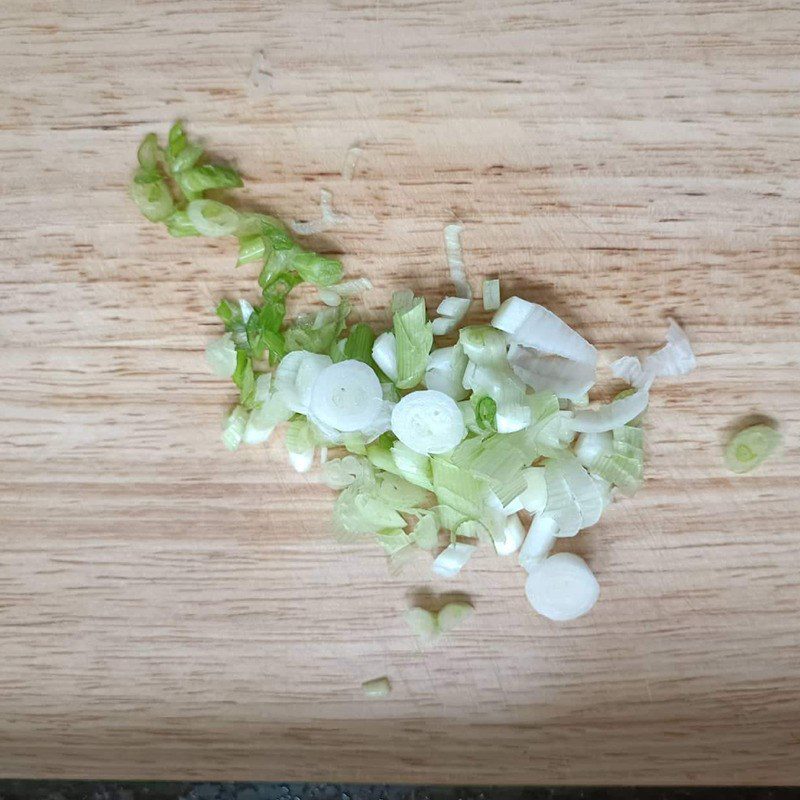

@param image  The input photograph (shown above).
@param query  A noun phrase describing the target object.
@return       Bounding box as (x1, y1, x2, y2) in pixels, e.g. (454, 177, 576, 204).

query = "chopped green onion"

(493, 296, 597, 366)
(372, 331, 398, 382)
(378, 473, 430, 510)
(569, 386, 650, 433)
(431, 457, 489, 521)
(231, 350, 257, 409)
(411, 513, 440, 549)
(483, 278, 500, 311)
(436, 602, 474, 632)
(290, 252, 343, 287)
(361, 676, 391, 697)
(390, 440, 434, 490)
(187, 199, 240, 237)
(425, 345, 468, 401)
(137, 132, 160, 172)
(176, 164, 243, 197)
(404, 607, 438, 641)
(334, 478, 406, 535)
(376, 528, 413, 556)
(459, 326, 507, 367)
(131, 180, 174, 222)
(222, 405, 249, 451)
(205, 333, 237, 378)
(393, 296, 433, 390)
(285, 417, 314, 455)
(724, 424, 780, 474)
(493, 513, 525, 556)
(442, 223, 472, 301)
(432, 542, 476, 577)
(284, 303, 349, 355)
(344, 323, 376, 366)
(275, 350, 333, 414)
(308, 360, 384, 433)
(474, 395, 498, 432)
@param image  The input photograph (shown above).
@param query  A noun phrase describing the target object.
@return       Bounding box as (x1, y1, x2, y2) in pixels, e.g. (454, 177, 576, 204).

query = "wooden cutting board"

(1, 0, 799, 785)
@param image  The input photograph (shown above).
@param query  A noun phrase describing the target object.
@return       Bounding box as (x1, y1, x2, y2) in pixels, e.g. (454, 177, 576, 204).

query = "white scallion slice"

(518, 515, 557, 572)
(432, 542, 476, 578)
(391, 390, 466, 455)
(275, 350, 333, 414)
(205, 333, 237, 378)
(525, 552, 600, 621)
(372, 331, 398, 382)
(483, 278, 500, 311)
(308, 360, 384, 432)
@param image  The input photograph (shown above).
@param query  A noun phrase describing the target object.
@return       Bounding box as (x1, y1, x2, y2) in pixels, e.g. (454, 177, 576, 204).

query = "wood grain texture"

(1, 0, 799, 785)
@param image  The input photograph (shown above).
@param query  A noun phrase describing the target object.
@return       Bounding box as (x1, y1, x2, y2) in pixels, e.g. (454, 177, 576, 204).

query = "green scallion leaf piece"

(344, 323, 376, 366)
(393, 296, 433, 390)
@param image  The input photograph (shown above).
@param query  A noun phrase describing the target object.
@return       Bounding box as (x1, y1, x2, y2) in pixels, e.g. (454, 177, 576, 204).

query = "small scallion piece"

(724, 424, 780, 474)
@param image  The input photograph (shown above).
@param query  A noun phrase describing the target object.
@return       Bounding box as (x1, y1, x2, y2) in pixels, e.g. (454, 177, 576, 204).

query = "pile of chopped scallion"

(131, 123, 699, 622)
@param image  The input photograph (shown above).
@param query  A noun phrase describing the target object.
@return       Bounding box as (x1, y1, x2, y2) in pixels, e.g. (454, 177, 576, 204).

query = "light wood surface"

(1, 0, 799, 786)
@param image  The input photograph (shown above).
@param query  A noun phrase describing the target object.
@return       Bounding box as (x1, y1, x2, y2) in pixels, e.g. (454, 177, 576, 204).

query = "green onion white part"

(518, 515, 558, 572)
(494, 513, 525, 556)
(432, 542, 477, 577)
(483, 278, 501, 312)
(205, 333, 237, 378)
(308, 360, 385, 432)
(372, 331, 398, 382)
(432, 224, 473, 335)
(525, 553, 600, 621)
(275, 350, 332, 414)
(391, 390, 466, 455)
(132, 123, 698, 625)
